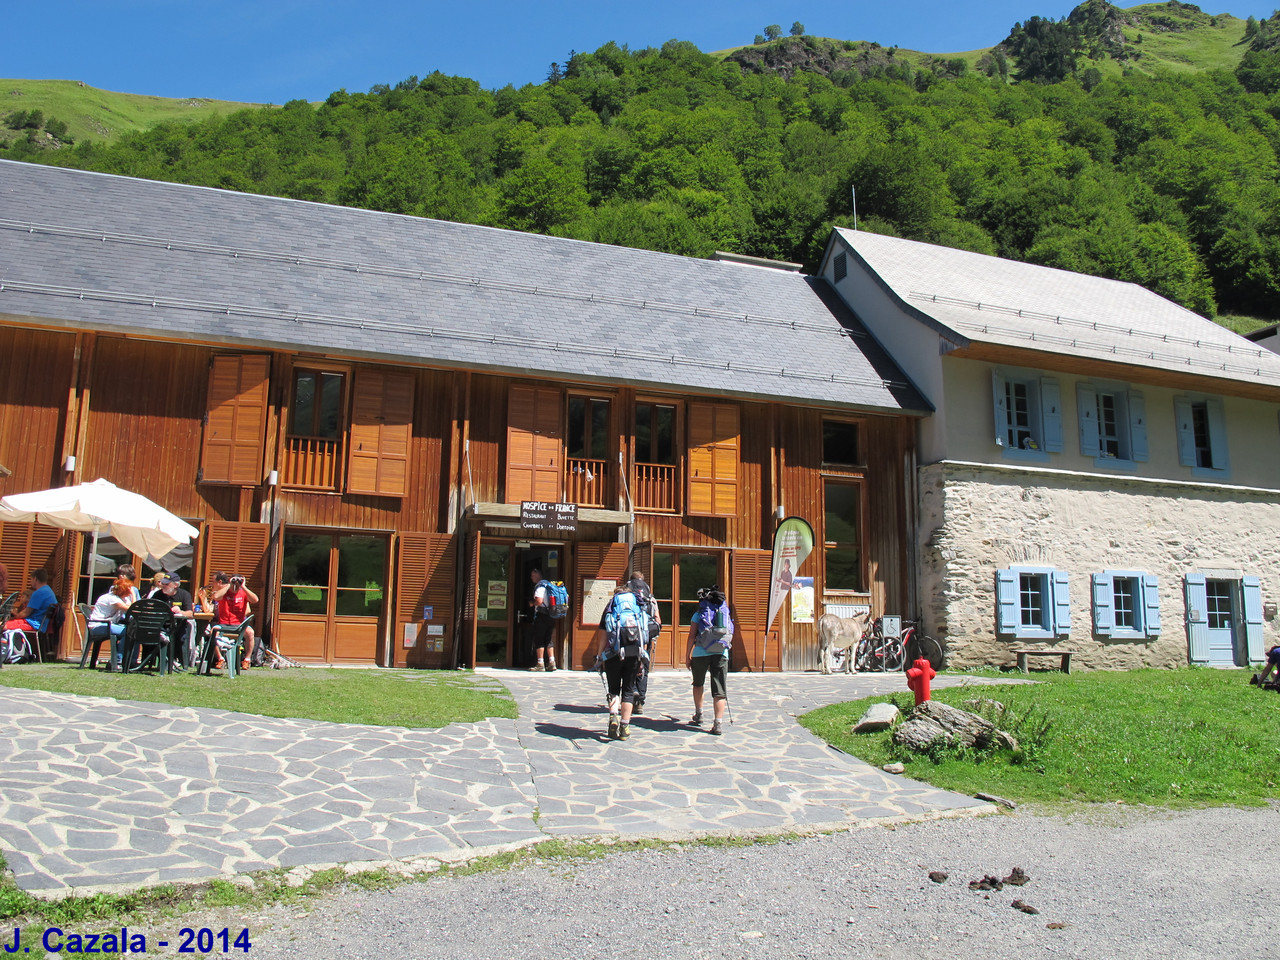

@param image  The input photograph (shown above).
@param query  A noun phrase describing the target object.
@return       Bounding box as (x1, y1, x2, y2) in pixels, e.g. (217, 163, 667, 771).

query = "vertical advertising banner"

(767, 517, 815, 631)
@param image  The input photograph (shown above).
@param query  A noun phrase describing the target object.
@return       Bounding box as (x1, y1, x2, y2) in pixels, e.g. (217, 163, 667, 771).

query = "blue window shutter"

(1174, 398, 1196, 467)
(1184, 573, 1209, 663)
(1206, 397, 1228, 472)
(992, 370, 1007, 448)
(1077, 383, 1100, 457)
(1052, 570, 1071, 638)
(1243, 576, 1264, 662)
(995, 568, 1018, 635)
(1040, 377, 1063, 452)
(1127, 390, 1148, 463)
(1091, 572, 1113, 635)
(1142, 573, 1161, 637)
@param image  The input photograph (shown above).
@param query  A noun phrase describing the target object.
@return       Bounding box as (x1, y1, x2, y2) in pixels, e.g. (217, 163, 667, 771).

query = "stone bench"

(1014, 648, 1074, 674)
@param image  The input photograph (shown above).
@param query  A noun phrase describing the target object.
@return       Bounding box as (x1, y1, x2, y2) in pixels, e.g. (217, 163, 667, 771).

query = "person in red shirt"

(211, 571, 259, 670)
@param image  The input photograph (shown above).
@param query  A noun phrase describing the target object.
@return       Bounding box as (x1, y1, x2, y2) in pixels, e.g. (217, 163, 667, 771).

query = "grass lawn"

(0, 663, 515, 728)
(799, 667, 1280, 808)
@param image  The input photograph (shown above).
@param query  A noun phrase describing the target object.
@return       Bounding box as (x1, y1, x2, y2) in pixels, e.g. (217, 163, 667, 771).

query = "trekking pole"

(726, 697, 733, 726)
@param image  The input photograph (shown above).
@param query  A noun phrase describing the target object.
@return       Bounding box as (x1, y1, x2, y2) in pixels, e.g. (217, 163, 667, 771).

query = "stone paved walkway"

(0, 670, 993, 894)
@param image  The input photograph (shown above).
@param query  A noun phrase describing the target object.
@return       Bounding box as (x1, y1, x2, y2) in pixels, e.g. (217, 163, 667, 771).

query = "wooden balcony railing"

(282, 435, 342, 489)
(634, 462, 678, 513)
(566, 457, 610, 507)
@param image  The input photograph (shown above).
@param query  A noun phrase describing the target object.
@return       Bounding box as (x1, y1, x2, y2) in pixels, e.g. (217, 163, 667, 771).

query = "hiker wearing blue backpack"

(625, 573, 661, 716)
(528, 567, 567, 672)
(596, 581, 653, 740)
(686, 585, 733, 736)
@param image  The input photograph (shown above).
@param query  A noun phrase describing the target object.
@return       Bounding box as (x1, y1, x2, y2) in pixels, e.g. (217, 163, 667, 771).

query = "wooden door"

(394, 532, 457, 668)
(276, 530, 387, 664)
(572, 541, 629, 669)
(732, 549, 778, 672)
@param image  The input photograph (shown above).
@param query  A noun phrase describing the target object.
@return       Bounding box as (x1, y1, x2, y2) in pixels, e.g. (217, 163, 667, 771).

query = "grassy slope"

(0, 78, 270, 147)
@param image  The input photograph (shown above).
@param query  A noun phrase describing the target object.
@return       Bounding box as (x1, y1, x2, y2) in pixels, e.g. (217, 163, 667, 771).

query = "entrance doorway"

(277, 530, 387, 663)
(1204, 578, 1238, 666)
(650, 549, 724, 669)
(473, 539, 565, 667)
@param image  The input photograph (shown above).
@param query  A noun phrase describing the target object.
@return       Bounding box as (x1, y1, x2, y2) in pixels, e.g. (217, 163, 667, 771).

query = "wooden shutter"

(347, 369, 414, 497)
(991, 370, 1008, 447)
(1243, 576, 1264, 663)
(201, 521, 270, 603)
(1141, 573, 1161, 638)
(1052, 570, 1071, 638)
(1039, 377, 1063, 453)
(1205, 397, 1228, 471)
(1174, 398, 1197, 467)
(0, 521, 61, 596)
(731, 549, 776, 672)
(394, 532, 456, 668)
(461, 530, 482, 668)
(1077, 383, 1100, 458)
(1184, 573, 1209, 664)
(506, 385, 563, 504)
(687, 401, 739, 517)
(573, 541, 629, 669)
(1128, 391, 1149, 462)
(1091, 572, 1113, 636)
(200, 354, 270, 485)
(995, 568, 1018, 635)
(629, 542, 653, 586)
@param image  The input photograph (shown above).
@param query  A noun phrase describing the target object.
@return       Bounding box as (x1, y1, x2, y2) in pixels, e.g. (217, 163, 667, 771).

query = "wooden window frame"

(632, 397, 683, 514)
(281, 360, 350, 492)
(566, 393, 613, 508)
(821, 477, 867, 596)
(820, 417, 866, 472)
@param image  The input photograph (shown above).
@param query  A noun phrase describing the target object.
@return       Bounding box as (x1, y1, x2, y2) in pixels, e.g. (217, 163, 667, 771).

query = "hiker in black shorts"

(528, 567, 556, 671)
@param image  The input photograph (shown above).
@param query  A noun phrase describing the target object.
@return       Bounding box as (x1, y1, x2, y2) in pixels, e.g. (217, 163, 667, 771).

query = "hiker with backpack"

(596, 580, 653, 740)
(528, 567, 566, 672)
(686, 584, 733, 736)
(625, 572, 661, 716)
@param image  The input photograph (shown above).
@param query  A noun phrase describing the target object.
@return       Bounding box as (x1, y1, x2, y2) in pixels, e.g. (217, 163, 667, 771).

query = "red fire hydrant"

(906, 657, 936, 706)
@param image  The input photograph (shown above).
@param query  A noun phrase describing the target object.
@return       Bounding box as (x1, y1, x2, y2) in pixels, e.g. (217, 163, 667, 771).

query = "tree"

(790, 22, 805, 37)
(764, 24, 782, 41)
(754, 34, 765, 45)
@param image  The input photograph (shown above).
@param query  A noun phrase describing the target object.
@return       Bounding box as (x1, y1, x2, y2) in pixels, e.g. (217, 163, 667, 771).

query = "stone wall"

(917, 462, 1280, 670)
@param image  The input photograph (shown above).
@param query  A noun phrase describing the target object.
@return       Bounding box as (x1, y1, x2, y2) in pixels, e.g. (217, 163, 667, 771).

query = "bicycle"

(853, 617, 945, 673)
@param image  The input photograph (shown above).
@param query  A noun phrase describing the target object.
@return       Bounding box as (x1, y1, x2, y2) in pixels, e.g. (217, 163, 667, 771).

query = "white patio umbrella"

(0, 478, 200, 602)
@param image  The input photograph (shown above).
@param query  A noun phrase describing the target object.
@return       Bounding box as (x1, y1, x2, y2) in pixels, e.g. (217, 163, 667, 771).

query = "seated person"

(86, 576, 133, 669)
(4, 568, 57, 634)
(211, 571, 258, 670)
(148, 573, 194, 667)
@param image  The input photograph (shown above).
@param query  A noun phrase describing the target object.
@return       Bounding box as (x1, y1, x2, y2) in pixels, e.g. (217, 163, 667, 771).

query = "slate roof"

(0, 160, 927, 413)
(832, 228, 1280, 388)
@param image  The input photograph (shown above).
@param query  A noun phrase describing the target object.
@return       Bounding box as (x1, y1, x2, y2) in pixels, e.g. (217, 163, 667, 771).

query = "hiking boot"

(690, 712, 703, 726)
(710, 720, 723, 736)
(632, 700, 645, 716)
(618, 724, 631, 741)
(547, 658, 557, 672)
(529, 661, 544, 672)
(607, 716, 620, 740)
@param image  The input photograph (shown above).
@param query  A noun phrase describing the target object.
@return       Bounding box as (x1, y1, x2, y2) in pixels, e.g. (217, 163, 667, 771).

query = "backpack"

(538, 580, 569, 619)
(603, 591, 651, 661)
(695, 595, 734, 655)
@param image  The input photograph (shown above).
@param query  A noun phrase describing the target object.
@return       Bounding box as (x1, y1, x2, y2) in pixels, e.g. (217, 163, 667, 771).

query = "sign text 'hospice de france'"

(520, 501, 578, 532)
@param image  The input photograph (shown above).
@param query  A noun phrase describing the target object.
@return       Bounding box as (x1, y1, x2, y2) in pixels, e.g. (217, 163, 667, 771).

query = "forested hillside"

(7, 2, 1280, 323)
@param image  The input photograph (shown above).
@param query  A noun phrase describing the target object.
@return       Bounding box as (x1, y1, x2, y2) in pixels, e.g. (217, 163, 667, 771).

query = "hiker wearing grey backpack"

(595, 582, 654, 741)
(686, 585, 733, 736)
(625, 573, 661, 716)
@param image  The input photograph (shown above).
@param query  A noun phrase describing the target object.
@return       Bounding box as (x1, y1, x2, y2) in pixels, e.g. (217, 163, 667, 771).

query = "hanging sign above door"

(520, 501, 578, 532)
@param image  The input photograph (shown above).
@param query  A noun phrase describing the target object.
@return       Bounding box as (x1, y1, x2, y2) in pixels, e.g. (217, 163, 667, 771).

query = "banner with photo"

(767, 517, 815, 631)
(790, 576, 815, 623)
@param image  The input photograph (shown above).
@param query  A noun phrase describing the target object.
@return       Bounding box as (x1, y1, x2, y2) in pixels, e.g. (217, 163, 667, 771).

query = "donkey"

(817, 611, 871, 674)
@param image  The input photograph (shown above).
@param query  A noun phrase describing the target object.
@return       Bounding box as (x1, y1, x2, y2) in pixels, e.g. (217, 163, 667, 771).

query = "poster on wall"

(581, 579, 617, 626)
(767, 517, 815, 630)
(790, 576, 815, 623)
(403, 622, 418, 647)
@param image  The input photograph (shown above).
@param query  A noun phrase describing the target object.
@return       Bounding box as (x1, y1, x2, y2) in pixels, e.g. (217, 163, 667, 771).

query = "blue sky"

(7, 1, 1279, 104)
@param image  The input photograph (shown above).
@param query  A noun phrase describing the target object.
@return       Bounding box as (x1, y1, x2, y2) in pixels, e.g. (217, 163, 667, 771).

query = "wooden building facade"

(0, 161, 929, 671)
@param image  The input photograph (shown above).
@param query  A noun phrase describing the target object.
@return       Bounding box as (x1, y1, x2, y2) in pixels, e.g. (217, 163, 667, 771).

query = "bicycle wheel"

(883, 638, 906, 671)
(853, 636, 874, 672)
(905, 633, 945, 671)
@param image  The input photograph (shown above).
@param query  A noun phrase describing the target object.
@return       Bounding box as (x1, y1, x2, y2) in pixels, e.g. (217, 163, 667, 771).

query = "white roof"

(834, 228, 1280, 388)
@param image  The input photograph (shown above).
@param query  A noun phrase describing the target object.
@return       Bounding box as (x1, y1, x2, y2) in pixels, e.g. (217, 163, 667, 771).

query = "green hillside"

(0, 79, 270, 149)
(3, 3, 1280, 333)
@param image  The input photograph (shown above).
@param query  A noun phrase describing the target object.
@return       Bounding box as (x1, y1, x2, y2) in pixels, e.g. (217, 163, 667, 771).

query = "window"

(823, 480, 864, 592)
(567, 397, 611, 507)
(200, 354, 270, 485)
(996, 566, 1070, 640)
(822, 420, 860, 466)
(290, 370, 344, 439)
(1092, 571, 1159, 639)
(634, 401, 679, 512)
(1077, 383, 1147, 465)
(1174, 396, 1229, 479)
(991, 371, 1062, 460)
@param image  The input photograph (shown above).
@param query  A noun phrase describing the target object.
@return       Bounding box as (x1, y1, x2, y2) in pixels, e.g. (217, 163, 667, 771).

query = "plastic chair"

(2, 598, 60, 665)
(79, 602, 121, 670)
(194, 615, 254, 678)
(119, 597, 176, 675)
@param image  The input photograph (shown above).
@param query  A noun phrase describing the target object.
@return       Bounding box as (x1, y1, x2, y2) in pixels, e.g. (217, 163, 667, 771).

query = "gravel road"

(226, 804, 1277, 960)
